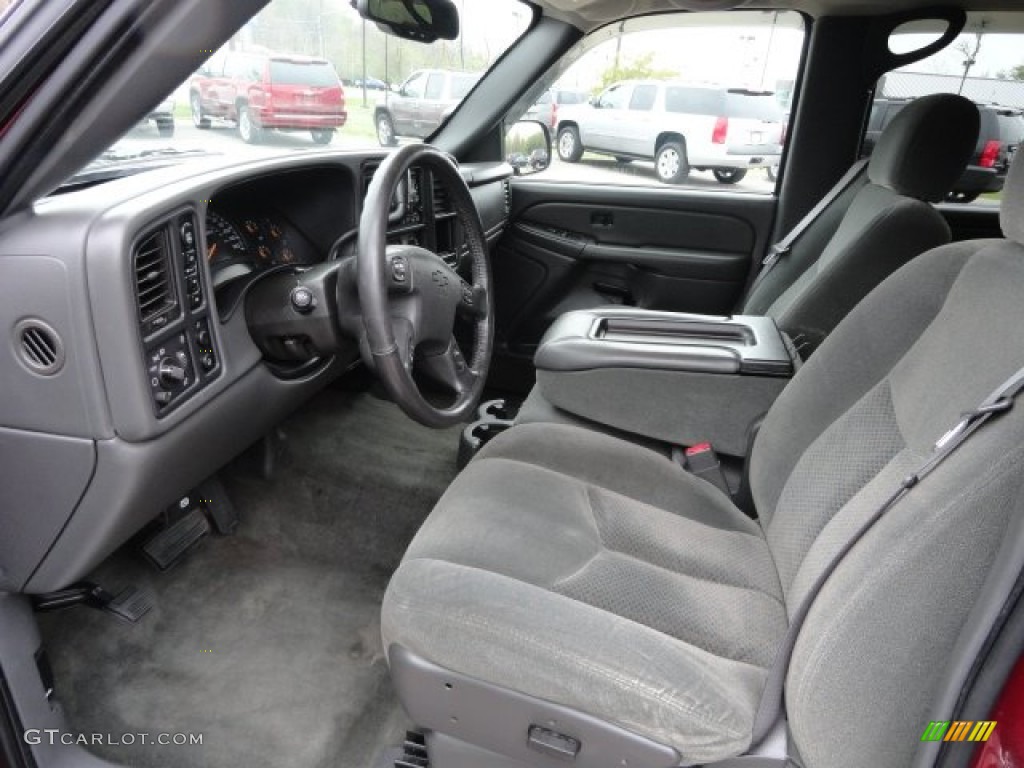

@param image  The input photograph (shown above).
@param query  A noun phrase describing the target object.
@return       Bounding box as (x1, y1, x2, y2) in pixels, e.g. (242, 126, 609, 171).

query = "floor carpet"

(38, 385, 462, 768)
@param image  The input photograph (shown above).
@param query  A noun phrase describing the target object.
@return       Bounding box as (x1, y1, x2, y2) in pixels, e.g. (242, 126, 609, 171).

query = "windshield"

(72, 0, 530, 181)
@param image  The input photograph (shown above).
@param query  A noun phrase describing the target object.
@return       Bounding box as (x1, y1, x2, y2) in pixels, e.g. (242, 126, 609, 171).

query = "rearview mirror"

(351, 0, 459, 44)
(506, 121, 551, 176)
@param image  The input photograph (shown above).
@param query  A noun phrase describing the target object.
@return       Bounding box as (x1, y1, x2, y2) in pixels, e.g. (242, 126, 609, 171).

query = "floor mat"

(38, 387, 461, 768)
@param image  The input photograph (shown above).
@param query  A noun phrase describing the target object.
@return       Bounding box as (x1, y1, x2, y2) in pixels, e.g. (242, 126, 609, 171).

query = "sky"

(553, 13, 1024, 95)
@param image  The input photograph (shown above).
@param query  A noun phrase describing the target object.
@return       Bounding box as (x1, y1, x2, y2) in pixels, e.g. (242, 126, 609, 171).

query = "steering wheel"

(356, 144, 494, 428)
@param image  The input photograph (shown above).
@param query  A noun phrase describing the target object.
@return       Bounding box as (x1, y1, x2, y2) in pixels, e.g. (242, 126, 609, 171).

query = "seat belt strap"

(750, 363, 1024, 745)
(745, 158, 869, 303)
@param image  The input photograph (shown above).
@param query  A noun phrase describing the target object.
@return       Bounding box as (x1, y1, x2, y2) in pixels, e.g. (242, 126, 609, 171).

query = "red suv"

(190, 51, 347, 145)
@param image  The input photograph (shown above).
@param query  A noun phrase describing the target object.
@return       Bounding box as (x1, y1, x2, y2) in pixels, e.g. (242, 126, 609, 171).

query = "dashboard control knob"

(291, 286, 315, 313)
(196, 327, 212, 347)
(154, 390, 173, 406)
(158, 358, 187, 388)
(200, 353, 215, 371)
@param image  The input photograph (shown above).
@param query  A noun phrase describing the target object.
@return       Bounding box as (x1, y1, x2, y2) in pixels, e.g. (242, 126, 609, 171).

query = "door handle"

(591, 212, 614, 228)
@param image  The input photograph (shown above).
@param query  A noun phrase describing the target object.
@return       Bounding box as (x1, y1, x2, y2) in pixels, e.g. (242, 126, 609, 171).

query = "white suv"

(555, 81, 786, 184)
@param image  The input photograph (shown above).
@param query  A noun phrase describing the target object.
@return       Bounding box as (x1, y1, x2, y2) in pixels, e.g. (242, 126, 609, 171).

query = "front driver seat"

(381, 152, 1024, 766)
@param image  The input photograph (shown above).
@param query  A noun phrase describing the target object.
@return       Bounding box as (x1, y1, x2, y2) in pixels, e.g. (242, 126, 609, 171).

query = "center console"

(531, 308, 798, 457)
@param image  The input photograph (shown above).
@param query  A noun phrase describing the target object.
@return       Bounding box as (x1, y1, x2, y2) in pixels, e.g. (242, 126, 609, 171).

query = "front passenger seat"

(743, 92, 979, 352)
(380, 150, 1024, 767)
(514, 93, 979, 436)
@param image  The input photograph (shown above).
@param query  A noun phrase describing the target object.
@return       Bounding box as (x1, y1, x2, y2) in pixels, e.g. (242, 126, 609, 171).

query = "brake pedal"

(104, 585, 154, 623)
(142, 506, 211, 571)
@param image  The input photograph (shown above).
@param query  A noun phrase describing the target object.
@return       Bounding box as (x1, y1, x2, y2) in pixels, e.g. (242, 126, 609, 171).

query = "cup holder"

(476, 398, 520, 422)
(457, 418, 514, 469)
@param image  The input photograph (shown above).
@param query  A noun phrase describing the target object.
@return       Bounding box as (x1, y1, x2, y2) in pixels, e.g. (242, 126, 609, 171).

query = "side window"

(597, 84, 629, 110)
(875, 27, 1024, 206)
(425, 74, 445, 100)
(403, 73, 426, 99)
(534, 10, 805, 191)
(629, 84, 657, 111)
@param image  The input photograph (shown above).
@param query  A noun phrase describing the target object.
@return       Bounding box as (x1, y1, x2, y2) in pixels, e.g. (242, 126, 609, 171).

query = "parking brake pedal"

(32, 583, 154, 623)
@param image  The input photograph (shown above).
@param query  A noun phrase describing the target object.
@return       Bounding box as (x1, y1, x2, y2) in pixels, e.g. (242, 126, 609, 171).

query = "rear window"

(665, 87, 723, 116)
(723, 92, 784, 120)
(450, 73, 479, 100)
(269, 60, 339, 87)
(997, 113, 1024, 145)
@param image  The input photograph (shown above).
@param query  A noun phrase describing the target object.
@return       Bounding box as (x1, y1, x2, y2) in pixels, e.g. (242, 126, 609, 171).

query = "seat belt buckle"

(675, 442, 731, 495)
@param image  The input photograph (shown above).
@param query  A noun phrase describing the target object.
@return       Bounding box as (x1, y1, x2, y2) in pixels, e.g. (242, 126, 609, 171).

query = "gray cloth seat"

(384, 424, 786, 763)
(516, 93, 980, 442)
(381, 133, 1024, 766)
(744, 92, 979, 351)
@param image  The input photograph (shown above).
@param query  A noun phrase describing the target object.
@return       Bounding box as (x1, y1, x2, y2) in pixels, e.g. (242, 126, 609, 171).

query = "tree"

(999, 64, 1024, 81)
(596, 52, 675, 93)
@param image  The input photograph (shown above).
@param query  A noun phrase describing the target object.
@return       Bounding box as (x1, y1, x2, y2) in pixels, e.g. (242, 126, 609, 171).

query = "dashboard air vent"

(432, 175, 453, 215)
(15, 319, 64, 376)
(133, 227, 176, 330)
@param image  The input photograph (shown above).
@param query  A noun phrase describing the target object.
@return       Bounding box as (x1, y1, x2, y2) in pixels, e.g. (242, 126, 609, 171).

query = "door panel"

(490, 181, 777, 389)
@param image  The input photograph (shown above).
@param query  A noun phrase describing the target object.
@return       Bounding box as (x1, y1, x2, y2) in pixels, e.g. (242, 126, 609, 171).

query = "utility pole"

(612, 20, 625, 80)
(362, 19, 368, 107)
(956, 25, 986, 96)
(317, 0, 325, 57)
(760, 12, 778, 91)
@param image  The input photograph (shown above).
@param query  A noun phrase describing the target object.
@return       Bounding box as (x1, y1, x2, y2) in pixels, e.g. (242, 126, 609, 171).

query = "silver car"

(555, 81, 785, 184)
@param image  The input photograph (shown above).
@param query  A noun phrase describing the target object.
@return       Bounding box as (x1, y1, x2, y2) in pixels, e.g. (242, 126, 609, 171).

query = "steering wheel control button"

(391, 257, 409, 283)
(290, 286, 316, 313)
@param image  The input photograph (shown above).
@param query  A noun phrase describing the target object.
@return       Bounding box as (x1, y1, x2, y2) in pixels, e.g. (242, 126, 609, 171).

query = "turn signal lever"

(244, 261, 346, 364)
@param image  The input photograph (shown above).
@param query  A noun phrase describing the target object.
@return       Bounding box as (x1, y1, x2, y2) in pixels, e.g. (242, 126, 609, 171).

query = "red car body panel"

(191, 53, 347, 131)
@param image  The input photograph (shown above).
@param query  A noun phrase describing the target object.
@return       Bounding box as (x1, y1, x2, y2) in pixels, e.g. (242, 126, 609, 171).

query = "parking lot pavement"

(118, 119, 381, 159)
(538, 155, 777, 193)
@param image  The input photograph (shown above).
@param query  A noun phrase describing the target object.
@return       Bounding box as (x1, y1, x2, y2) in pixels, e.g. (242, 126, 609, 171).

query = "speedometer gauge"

(206, 211, 249, 264)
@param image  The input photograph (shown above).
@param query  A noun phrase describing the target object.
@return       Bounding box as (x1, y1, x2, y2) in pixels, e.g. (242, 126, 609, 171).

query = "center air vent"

(133, 227, 178, 335)
(14, 319, 64, 376)
(432, 175, 453, 215)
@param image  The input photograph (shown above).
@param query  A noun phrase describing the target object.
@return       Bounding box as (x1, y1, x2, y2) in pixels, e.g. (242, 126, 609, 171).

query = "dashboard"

(0, 150, 512, 594)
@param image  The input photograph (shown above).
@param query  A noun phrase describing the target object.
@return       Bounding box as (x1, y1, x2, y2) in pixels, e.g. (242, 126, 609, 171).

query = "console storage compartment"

(533, 308, 797, 456)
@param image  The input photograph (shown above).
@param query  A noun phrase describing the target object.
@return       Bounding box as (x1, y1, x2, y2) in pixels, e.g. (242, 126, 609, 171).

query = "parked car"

(555, 81, 785, 183)
(353, 76, 387, 91)
(374, 69, 480, 146)
(189, 51, 347, 145)
(144, 95, 175, 137)
(865, 97, 1023, 203)
(525, 87, 589, 132)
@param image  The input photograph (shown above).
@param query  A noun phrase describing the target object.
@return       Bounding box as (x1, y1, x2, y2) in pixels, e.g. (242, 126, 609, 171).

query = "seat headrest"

(1000, 148, 1024, 245)
(868, 94, 979, 202)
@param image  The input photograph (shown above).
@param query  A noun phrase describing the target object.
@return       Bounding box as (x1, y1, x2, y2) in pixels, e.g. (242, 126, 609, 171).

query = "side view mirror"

(351, 0, 459, 44)
(506, 120, 551, 176)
